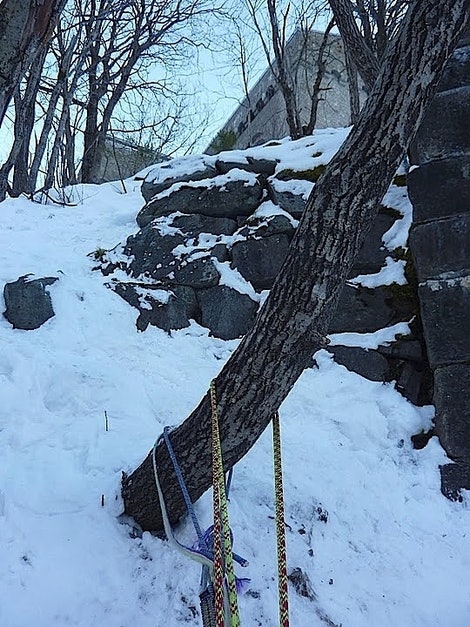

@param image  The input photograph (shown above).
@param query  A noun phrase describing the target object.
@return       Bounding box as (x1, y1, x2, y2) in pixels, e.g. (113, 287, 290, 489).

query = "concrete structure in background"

(208, 30, 358, 152)
(96, 136, 166, 183)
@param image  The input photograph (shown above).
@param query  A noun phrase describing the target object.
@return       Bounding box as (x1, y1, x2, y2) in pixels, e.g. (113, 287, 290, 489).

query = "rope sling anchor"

(152, 380, 289, 626)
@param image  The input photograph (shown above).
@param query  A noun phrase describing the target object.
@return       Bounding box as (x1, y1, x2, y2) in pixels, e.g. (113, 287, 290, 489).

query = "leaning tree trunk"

(122, 0, 470, 533)
(0, 0, 65, 127)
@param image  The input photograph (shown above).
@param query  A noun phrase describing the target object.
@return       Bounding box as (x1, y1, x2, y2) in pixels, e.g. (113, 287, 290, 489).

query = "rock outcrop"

(97, 139, 426, 405)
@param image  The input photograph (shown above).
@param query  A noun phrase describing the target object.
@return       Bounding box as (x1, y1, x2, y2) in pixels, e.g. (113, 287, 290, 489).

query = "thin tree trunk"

(267, 0, 302, 139)
(10, 91, 35, 196)
(63, 111, 77, 186)
(0, 44, 47, 201)
(10, 45, 48, 196)
(122, 0, 469, 533)
(0, 0, 65, 127)
(329, 0, 380, 93)
(345, 47, 360, 125)
(304, 19, 335, 135)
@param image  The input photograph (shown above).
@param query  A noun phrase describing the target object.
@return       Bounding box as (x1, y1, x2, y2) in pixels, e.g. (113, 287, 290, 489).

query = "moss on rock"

(275, 164, 326, 183)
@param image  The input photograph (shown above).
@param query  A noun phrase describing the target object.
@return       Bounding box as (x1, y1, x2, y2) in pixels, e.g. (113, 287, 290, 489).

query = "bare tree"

(0, 0, 217, 198)
(122, 0, 470, 533)
(236, 0, 337, 140)
(328, 0, 379, 92)
(78, 0, 216, 183)
(0, 0, 65, 127)
(0, 45, 49, 200)
(329, 0, 412, 94)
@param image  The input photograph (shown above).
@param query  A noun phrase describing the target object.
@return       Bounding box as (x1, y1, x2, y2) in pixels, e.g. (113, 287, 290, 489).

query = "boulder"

(231, 233, 291, 290)
(407, 155, 470, 223)
(267, 184, 306, 219)
(409, 86, 470, 165)
(215, 157, 278, 176)
(434, 363, 470, 462)
(418, 277, 470, 368)
(197, 285, 258, 339)
(112, 282, 198, 332)
(141, 164, 217, 201)
(124, 225, 184, 279)
(137, 177, 264, 227)
(236, 214, 295, 239)
(409, 214, 470, 281)
(170, 256, 220, 289)
(3, 275, 58, 330)
(171, 214, 237, 238)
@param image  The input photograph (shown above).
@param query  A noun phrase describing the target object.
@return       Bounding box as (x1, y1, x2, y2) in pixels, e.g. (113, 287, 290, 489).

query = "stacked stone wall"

(408, 37, 470, 499)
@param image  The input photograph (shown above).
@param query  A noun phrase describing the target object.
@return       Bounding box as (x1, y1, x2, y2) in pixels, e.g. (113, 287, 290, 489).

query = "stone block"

(328, 346, 389, 382)
(438, 45, 470, 92)
(170, 256, 220, 289)
(124, 225, 184, 279)
(329, 285, 395, 334)
(267, 184, 306, 219)
(434, 364, 470, 463)
(394, 362, 425, 406)
(231, 234, 291, 291)
(237, 215, 295, 239)
(3, 275, 58, 330)
(141, 164, 217, 201)
(171, 214, 237, 237)
(378, 339, 423, 363)
(197, 285, 258, 339)
(114, 283, 198, 333)
(409, 86, 470, 165)
(215, 157, 278, 176)
(211, 244, 229, 262)
(137, 177, 264, 227)
(409, 214, 470, 281)
(407, 156, 470, 223)
(418, 277, 470, 367)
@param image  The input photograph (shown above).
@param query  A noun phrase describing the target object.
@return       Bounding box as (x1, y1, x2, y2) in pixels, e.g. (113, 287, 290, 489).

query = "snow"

(252, 200, 299, 226)
(382, 186, 413, 250)
(329, 321, 412, 350)
(213, 260, 261, 302)
(1, 132, 469, 627)
(269, 176, 314, 200)
(350, 257, 407, 288)
(153, 168, 259, 201)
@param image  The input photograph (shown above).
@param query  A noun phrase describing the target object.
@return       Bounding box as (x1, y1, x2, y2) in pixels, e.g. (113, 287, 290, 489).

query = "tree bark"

(122, 0, 470, 533)
(0, 0, 65, 127)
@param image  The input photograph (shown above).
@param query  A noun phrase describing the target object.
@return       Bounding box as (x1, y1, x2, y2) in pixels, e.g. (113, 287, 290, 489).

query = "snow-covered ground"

(0, 133, 468, 626)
